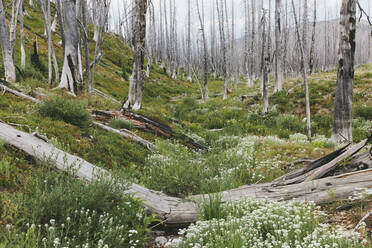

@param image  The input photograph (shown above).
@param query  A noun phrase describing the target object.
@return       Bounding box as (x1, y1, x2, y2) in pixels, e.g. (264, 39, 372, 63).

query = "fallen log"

(1, 121, 372, 228)
(93, 121, 155, 151)
(305, 138, 370, 181)
(0, 86, 155, 150)
(0, 84, 41, 104)
(0, 121, 198, 227)
(273, 143, 351, 186)
(93, 109, 209, 151)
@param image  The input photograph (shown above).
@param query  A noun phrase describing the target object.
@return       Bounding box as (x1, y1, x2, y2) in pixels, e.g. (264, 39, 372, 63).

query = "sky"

(110, 0, 371, 39)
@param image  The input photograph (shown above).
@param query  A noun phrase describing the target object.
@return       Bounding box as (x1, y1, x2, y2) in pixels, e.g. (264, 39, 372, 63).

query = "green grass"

(1, 1, 372, 246)
(0, 158, 154, 247)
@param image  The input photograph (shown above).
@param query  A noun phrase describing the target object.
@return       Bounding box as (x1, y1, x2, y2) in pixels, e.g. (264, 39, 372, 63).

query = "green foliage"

(172, 200, 369, 248)
(354, 105, 372, 120)
(0, 97, 9, 108)
(140, 140, 203, 197)
(1, 164, 153, 247)
(199, 194, 228, 221)
(110, 118, 134, 130)
(352, 118, 372, 142)
(37, 97, 92, 129)
(140, 137, 285, 197)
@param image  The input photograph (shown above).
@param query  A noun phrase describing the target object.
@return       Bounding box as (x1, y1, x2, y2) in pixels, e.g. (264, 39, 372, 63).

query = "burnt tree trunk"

(332, 0, 356, 144)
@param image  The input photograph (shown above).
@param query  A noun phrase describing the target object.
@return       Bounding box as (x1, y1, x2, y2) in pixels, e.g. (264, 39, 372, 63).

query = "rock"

(155, 236, 168, 247)
(165, 238, 182, 248)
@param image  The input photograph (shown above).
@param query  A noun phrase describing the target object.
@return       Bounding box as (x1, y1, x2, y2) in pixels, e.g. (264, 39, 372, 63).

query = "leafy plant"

(1, 163, 153, 247)
(37, 96, 92, 128)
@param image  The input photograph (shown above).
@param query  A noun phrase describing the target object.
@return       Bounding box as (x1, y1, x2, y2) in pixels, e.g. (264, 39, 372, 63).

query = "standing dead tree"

(58, 0, 79, 95)
(309, 0, 317, 74)
(39, 0, 59, 85)
(89, 0, 110, 93)
(122, 0, 148, 110)
(19, 0, 25, 69)
(291, 0, 312, 142)
(274, 0, 283, 92)
(332, 0, 356, 144)
(0, 0, 22, 83)
(196, 0, 208, 101)
(216, 0, 228, 100)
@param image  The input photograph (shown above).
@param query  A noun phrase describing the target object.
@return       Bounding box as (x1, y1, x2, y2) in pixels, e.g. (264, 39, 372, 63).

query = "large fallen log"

(0, 121, 197, 227)
(1, 121, 372, 228)
(93, 109, 209, 151)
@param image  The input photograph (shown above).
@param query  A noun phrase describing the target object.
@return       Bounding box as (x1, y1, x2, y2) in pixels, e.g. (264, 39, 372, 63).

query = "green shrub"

(174, 97, 198, 120)
(110, 118, 134, 130)
(0, 97, 9, 108)
(141, 141, 204, 197)
(354, 105, 372, 120)
(1, 164, 153, 247)
(37, 97, 92, 128)
(276, 114, 306, 133)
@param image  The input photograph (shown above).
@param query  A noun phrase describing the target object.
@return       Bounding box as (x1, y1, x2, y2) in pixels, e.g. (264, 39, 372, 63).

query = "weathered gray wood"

(1, 121, 372, 228)
(92, 121, 155, 151)
(332, 0, 356, 143)
(0, 121, 198, 227)
(305, 138, 368, 181)
(0, 84, 41, 103)
(192, 168, 372, 205)
(273, 143, 350, 185)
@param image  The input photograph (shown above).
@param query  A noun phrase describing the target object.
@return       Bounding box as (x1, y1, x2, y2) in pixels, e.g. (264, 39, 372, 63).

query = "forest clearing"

(0, 0, 372, 247)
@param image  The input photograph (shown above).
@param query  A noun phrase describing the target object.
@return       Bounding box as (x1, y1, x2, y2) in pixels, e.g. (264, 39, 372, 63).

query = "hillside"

(0, 1, 372, 247)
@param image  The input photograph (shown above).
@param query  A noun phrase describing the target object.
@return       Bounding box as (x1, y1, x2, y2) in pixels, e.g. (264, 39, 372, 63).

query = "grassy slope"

(0, 1, 371, 243)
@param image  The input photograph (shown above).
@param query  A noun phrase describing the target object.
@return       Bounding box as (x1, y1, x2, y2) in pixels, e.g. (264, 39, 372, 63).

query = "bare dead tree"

(244, 0, 252, 87)
(216, 0, 228, 100)
(58, 0, 79, 94)
(122, 0, 148, 110)
(262, 10, 269, 114)
(0, 0, 21, 83)
(90, 0, 110, 92)
(19, 0, 25, 69)
(291, 0, 312, 142)
(309, 0, 317, 74)
(274, 0, 283, 92)
(39, 0, 59, 85)
(196, 0, 208, 100)
(332, 0, 356, 143)
(250, 0, 256, 82)
(82, 0, 90, 91)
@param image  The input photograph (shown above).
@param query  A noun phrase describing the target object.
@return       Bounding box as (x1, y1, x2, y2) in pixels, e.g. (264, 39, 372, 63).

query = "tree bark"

(309, 0, 317, 74)
(216, 0, 227, 100)
(58, 0, 79, 95)
(332, 0, 356, 144)
(196, 0, 208, 101)
(292, 0, 312, 142)
(0, 0, 18, 83)
(123, 0, 148, 110)
(82, 0, 90, 92)
(274, 0, 283, 92)
(20, 0, 26, 69)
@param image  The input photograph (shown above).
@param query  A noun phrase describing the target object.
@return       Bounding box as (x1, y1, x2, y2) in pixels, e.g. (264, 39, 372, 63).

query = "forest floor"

(1, 1, 372, 246)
